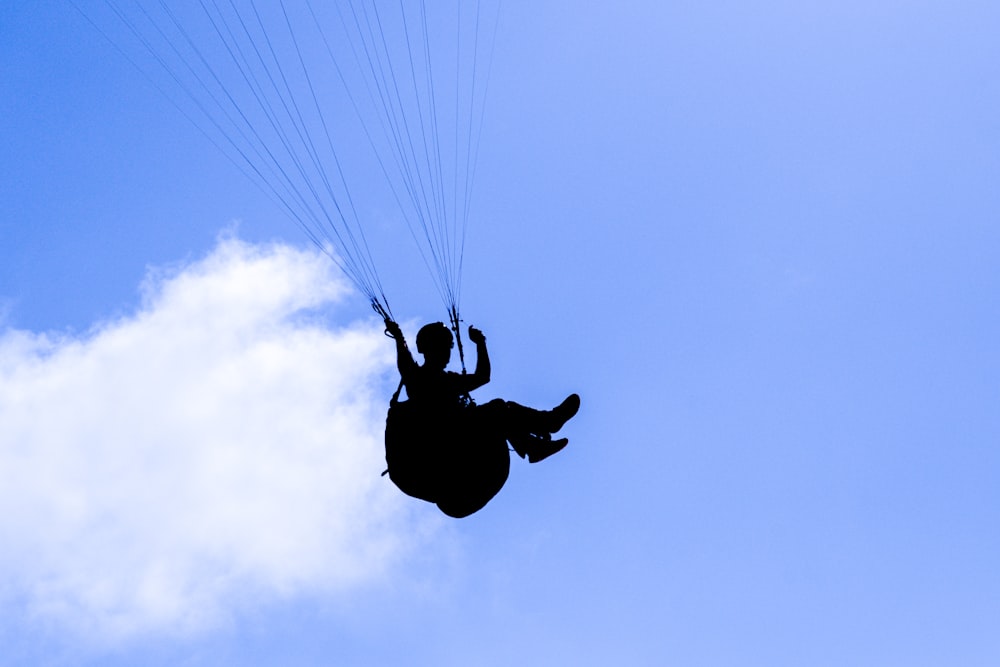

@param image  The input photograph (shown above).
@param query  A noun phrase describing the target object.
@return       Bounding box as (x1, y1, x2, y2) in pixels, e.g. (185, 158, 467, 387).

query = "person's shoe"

(527, 437, 568, 463)
(547, 394, 580, 434)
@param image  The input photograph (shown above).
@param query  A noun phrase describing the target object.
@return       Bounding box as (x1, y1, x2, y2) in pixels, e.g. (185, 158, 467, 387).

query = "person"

(384, 320, 580, 463)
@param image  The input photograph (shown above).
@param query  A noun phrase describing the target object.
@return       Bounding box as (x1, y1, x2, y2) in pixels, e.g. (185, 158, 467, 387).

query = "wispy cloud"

(0, 235, 436, 641)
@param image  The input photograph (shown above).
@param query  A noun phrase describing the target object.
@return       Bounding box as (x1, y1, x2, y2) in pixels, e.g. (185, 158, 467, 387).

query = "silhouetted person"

(383, 320, 580, 517)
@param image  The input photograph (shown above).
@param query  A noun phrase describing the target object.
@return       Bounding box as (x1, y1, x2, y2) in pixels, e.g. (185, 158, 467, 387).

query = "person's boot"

(509, 432, 568, 463)
(527, 436, 568, 463)
(546, 394, 580, 434)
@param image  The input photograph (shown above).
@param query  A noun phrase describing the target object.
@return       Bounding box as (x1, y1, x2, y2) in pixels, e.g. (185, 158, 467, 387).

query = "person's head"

(416, 322, 453, 370)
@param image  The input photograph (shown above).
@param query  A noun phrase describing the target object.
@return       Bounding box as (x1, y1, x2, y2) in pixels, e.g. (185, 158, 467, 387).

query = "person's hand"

(468, 325, 485, 344)
(384, 319, 403, 340)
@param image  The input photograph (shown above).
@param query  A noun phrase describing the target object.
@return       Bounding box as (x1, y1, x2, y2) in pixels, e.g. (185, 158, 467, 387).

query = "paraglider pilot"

(384, 320, 580, 463)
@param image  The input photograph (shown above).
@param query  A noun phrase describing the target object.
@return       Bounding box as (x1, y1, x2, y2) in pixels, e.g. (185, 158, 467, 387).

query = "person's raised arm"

(463, 325, 491, 392)
(384, 320, 416, 380)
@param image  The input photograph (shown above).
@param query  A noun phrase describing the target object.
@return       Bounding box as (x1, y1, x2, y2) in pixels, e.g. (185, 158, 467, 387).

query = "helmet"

(416, 322, 453, 355)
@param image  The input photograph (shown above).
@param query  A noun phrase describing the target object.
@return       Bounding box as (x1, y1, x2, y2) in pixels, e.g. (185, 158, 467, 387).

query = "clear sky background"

(2, 1, 999, 665)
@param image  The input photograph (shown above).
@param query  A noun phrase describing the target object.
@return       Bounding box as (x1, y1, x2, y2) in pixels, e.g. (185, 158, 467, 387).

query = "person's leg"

(503, 401, 550, 435)
(504, 394, 581, 435)
(492, 397, 579, 463)
(507, 430, 567, 463)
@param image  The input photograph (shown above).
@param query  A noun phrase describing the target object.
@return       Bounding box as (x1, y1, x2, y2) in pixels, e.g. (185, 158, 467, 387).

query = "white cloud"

(0, 235, 438, 641)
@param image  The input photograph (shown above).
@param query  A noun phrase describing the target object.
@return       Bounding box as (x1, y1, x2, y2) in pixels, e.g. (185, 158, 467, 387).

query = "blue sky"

(3, 1, 1000, 665)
